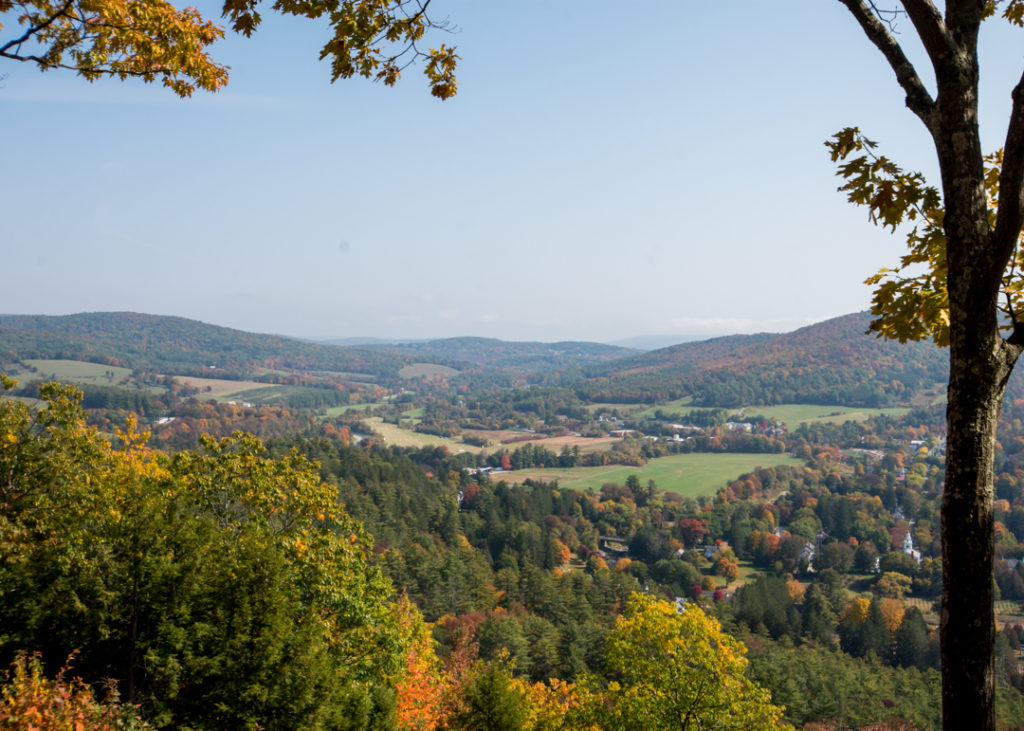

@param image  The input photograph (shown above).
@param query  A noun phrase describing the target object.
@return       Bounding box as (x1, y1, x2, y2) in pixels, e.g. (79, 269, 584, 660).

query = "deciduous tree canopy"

(0, 0, 458, 97)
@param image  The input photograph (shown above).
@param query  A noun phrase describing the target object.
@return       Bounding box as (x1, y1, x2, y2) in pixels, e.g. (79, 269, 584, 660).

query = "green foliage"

(0, 380, 408, 730)
(454, 659, 529, 731)
(745, 638, 941, 729)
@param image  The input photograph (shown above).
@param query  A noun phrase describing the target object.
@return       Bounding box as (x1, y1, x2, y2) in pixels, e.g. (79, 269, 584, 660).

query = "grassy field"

(363, 417, 482, 454)
(630, 399, 911, 425)
(461, 428, 619, 453)
(399, 363, 459, 379)
(741, 404, 911, 426)
(322, 402, 381, 417)
(634, 402, 725, 419)
(492, 452, 804, 497)
(23, 359, 134, 385)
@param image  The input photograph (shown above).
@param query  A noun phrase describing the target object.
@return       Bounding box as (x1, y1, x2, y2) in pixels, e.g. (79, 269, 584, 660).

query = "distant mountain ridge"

(364, 336, 637, 371)
(579, 312, 950, 407)
(0, 312, 634, 378)
(0, 312, 411, 378)
(0, 311, 956, 406)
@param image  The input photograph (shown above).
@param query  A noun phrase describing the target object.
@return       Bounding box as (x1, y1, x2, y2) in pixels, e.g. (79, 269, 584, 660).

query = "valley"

(2, 310, 1024, 730)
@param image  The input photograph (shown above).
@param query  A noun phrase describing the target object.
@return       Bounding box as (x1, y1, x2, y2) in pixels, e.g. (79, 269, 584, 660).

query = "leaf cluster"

(827, 127, 1024, 346)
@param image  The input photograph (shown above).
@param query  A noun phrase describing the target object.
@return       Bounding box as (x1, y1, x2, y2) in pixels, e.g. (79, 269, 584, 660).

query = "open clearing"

(172, 375, 279, 400)
(363, 417, 482, 454)
(632, 399, 910, 425)
(745, 404, 910, 425)
(399, 363, 459, 379)
(461, 429, 618, 453)
(23, 359, 134, 384)
(322, 402, 381, 417)
(490, 452, 804, 497)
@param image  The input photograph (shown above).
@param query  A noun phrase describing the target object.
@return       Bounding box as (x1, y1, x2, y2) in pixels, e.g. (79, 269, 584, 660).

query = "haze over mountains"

(0, 310, 951, 409)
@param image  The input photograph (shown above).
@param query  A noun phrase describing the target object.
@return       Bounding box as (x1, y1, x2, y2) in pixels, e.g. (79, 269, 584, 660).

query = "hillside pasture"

(634, 401, 727, 419)
(461, 428, 619, 453)
(322, 402, 381, 417)
(23, 359, 134, 385)
(631, 399, 911, 425)
(491, 452, 804, 498)
(399, 363, 459, 379)
(743, 404, 910, 426)
(364, 417, 482, 454)
(172, 375, 279, 400)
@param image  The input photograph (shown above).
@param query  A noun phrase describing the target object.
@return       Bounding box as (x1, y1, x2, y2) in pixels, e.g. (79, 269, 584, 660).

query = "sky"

(2, 2, 1022, 343)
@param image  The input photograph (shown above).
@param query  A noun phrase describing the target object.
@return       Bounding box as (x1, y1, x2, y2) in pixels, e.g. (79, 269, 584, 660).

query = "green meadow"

(362, 417, 482, 454)
(322, 402, 381, 417)
(743, 404, 910, 425)
(493, 452, 804, 498)
(634, 400, 910, 426)
(23, 359, 134, 384)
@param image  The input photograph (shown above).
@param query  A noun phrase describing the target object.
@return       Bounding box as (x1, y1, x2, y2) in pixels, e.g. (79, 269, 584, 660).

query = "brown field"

(462, 429, 619, 453)
(399, 363, 460, 379)
(172, 375, 278, 399)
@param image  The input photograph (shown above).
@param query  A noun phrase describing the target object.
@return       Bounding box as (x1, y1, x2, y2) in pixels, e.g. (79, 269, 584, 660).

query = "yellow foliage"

(595, 594, 792, 730)
(842, 596, 872, 626)
(1, 0, 458, 98)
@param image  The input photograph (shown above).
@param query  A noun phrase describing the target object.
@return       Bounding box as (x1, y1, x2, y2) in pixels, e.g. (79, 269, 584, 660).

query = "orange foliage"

(878, 598, 905, 634)
(786, 579, 805, 603)
(552, 539, 571, 567)
(0, 653, 150, 730)
(394, 615, 446, 731)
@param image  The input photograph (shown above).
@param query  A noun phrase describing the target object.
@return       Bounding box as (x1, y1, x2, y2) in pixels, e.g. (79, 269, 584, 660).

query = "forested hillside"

(0, 312, 412, 379)
(364, 337, 636, 372)
(579, 312, 949, 406)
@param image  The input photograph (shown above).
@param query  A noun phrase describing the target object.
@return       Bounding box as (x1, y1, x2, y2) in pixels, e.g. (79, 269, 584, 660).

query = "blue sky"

(2, 2, 1021, 342)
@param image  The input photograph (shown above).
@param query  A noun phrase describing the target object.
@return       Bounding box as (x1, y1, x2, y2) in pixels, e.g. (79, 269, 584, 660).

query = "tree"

(0, 378, 410, 729)
(586, 593, 791, 730)
(830, 2, 1024, 726)
(0, 0, 458, 98)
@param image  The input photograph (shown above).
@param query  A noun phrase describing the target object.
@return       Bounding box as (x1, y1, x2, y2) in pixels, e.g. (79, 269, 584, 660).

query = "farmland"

(173, 375, 280, 400)
(23, 359, 135, 385)
(490, 452, 804, 498)
(399, 363, 459, 379)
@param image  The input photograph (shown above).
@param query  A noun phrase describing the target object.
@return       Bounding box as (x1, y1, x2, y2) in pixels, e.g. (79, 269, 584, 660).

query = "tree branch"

(995, 66, 1024, 264)
(901, 0, 958, 65)
(837, 0, 938, 132)
(0, 0, 76, 63)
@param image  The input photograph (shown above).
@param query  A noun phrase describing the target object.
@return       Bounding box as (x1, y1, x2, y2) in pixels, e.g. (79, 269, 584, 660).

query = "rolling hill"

(0, 312, 411, 379)
(577, 312, 950, 407)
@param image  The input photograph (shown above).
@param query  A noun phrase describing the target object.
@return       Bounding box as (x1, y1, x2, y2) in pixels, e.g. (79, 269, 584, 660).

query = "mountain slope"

(365, 336, 637, 372)
(578, 312, 949, 407)
(0, 312, 411, 378)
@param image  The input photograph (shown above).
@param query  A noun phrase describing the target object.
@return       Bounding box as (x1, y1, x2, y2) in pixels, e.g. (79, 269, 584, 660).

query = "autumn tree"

(830, 2, 1024, 726)
(0, 0, 458, 97)
(581, 594, 791, 731)
(0, 377, 410, 729)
